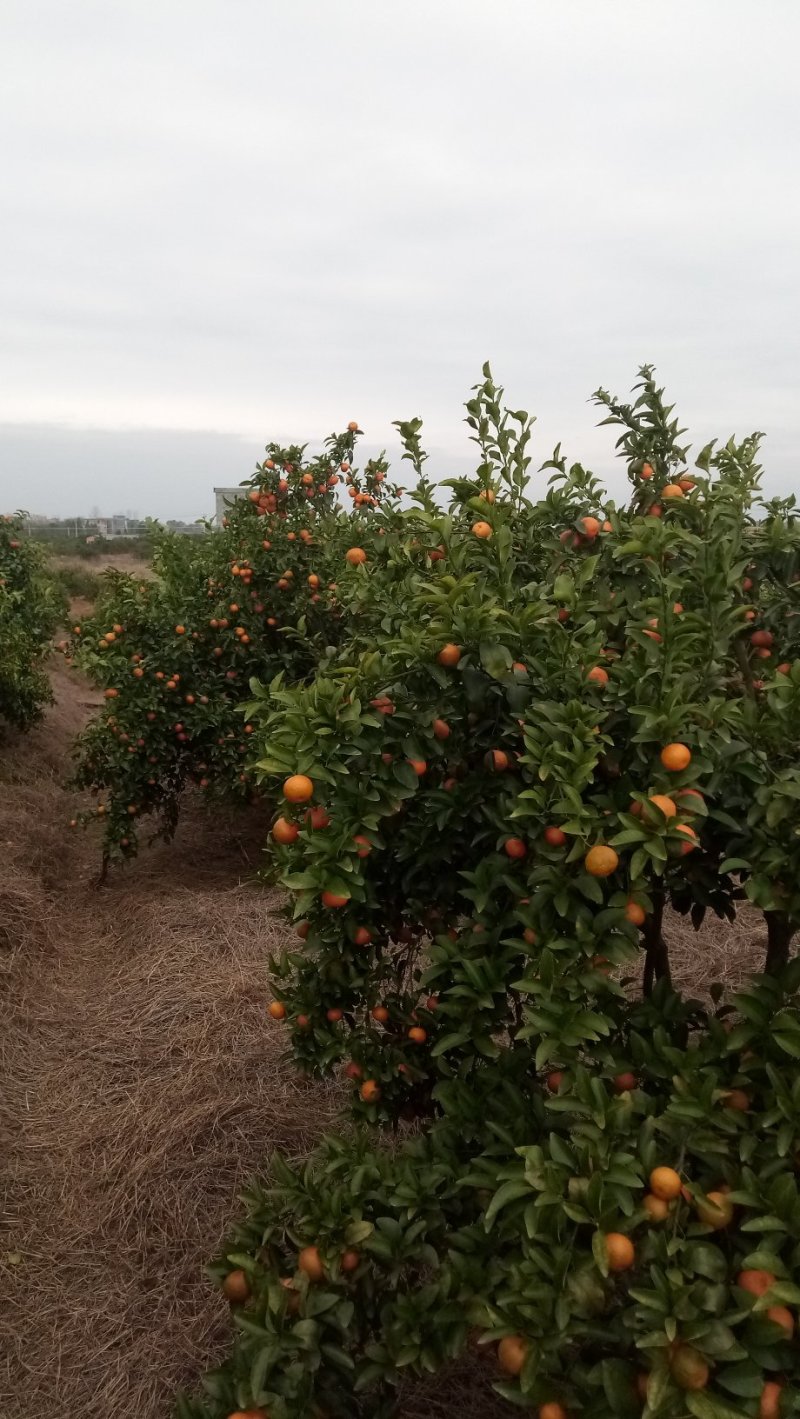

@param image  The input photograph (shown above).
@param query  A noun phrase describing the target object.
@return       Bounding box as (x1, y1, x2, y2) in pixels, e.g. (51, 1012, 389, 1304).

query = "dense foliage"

(73, 369, 800, 1418)
(0, 515, 65, 731)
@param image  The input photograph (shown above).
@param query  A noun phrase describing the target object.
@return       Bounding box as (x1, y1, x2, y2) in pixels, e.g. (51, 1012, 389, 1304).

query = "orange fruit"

(760, 1381, 783, 1419)
(344, 1061, 362, 1080)
(353, 834, 372, 857)
(283, 773, 314, 803)
(221, 1268, 251, 1303)
(326, 1007, 343, 1023)
(306, 806, 331, 829)
(539, 1406, 568, 1419)
(580, 516, 601, 539)
(605, 1233, 635, 1271)
(662, 483, 684, 498)
(353, 927, 372, 946)
(371, 1005, 389, 1023)
(650, 1167, 682, 1200)
(227, 1410, 268, 1419)
(484, 749, 510, 772)
(643, 1193, 669, 1222)
(432, 717, 450, 740)
(340, 1249, 360, 1273)
(625, 901, 646, 926)
(437, 643, 462, 667)
(695, 1190, 733, 1229)
(640, 462, 654, 480)
(584, 845, 619, 877)
(345, 547, 367, 565)
(738, 1269, 776, 1296)
(268, 1001, 286, 1021)
(497, 1335, 529, 1375)
(347, 420, 359, 431)
(587, 665, 608, 686)
(472, 521, 493, 539)
(670, 1344, 709, 1391)
(544, 826, 567, 847)
(675, 822, 698, 854)
(546, 1070, 564, 1092)
(272, 816, 299, 845)
(479, 487, 496, 502)
(648, 793, 677, 818)
(408, 1026, 427, 1044)
(647, 504, 663, 517)
(614, 1071, 637, 1092)
(504, 837, 527, 859)
(660, 743, 691, 771)
(298, 1245, 325, 1282)
(321, 890, 349, 908)
(407, 758, 427, 776)
(724, 1088, 750, 1112)
(766, 1305, 794, 1338)
(360, 1079, 381, 1103)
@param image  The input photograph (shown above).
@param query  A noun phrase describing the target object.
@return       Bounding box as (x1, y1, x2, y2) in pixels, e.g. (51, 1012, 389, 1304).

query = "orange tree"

(68, 429, 405, 862)
(176, 367, 800, 1419)
(0, 514, 66, 732)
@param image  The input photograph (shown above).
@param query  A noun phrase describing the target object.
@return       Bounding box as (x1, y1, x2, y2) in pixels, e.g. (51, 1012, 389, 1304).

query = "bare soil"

(0, 655, 768, 1419)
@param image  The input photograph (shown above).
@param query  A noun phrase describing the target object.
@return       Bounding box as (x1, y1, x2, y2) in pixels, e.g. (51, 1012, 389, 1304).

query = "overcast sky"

(1, 1, 799, 520)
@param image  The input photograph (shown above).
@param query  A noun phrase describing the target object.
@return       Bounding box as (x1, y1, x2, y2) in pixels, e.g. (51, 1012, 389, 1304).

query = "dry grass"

(0, 656, 773, 1419)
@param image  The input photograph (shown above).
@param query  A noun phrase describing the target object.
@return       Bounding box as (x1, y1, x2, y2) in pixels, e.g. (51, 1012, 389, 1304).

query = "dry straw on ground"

(0, 659, 771, 1419)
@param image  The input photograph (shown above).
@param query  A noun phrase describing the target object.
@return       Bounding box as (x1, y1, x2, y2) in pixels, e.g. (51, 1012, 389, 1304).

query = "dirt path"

(0, 659, 340, 1419)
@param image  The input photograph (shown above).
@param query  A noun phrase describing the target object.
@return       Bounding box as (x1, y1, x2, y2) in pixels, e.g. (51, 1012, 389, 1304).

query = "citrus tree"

(68, 428, 404, 863)
(175, 367, 800, 1419)
(0, 514, 66, 732)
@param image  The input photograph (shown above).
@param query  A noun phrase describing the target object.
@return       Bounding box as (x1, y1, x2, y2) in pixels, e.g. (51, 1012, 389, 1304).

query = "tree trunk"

(643, 890, 671, 997)
(764, 910, 795, 975)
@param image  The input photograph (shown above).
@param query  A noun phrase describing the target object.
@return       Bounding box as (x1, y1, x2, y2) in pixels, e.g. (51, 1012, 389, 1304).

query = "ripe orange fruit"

(670, 1345, 709, 1391)
(221, 1268, 251, 1303)
(660, 743, 691, 771)
(738, 1269, 776, 1296)
(650, 1167, 682, 1200)
(604, 1233, 635, 1271)
(648, 793, 677, 818)
(647, 504, 662, 517)
(227, 1410, 267, 1419)
(326, 1007, 343, 1023)
(546, 1070, 564, 1092)
(479, 487, 496, 502)
(544, 826, 567, 847)
(340, 1249, 360, 1273)
(345, 546, 367, 565)
(306, 806, 331, 829)
(484, 749, 510, 772)
(751, 629, 774, 648)
(353, 926, 372, 946)
(360, 1079, 381, 1103)
(472, 520, 493, 539)
(625, 900, 646, 926)
(321, 890, 349, 908)
(497, 1335, 529, 1375)
(371, 1005, 389, 1023)
(283, 774, 314, 802)
(614, 1071, 637, 1092)
(407, 757, 427, 776)
(724, 1088, 750, 1112)
(539, 1405, 568, 1419)
(272, 816, 299, 845)
(584, 845, 619, 877)
(175, 624, 186, 634)
(344, 1061, 362, 1080)
(640, 462, 654, 480)
(353, 834, 372, 857)
(580, 516, 600, 539)
(347, 420, 359, 431)
(437, 643, 462, 667)
(643, 1193, 669, 1222)
(296, 1014, 310, 1030)
(432, 717, 450, 740)
(408, 1026, 427, 1044)
(504, 837, 527, 859)
(662, 483, 684, 498)
(298, 1245, 325, 1282)
(766, 1305, 794, 1338)
(695, 1190, 733, 1229)
(760, 1381, 783, 1419)
(268, 1001, 286, 1020)
(587, 665, 608, 686)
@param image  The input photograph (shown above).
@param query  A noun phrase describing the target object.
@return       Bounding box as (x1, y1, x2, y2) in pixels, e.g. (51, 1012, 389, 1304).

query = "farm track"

(0, 654, 765, 1419)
